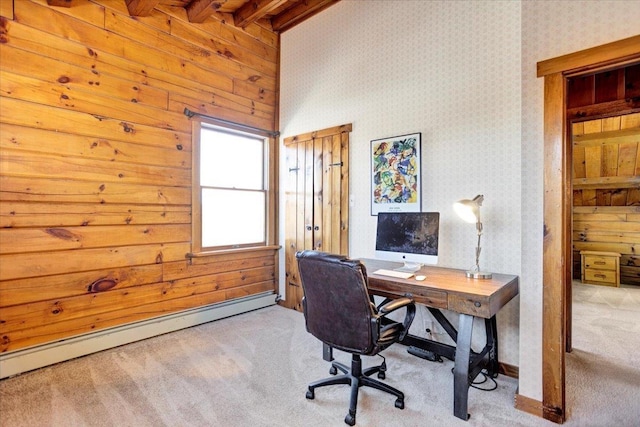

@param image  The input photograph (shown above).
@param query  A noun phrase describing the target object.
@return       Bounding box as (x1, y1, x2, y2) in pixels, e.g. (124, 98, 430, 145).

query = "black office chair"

(296, 250, 416, 426)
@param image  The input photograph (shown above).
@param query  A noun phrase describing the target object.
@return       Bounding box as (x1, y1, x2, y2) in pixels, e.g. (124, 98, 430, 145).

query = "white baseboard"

(0, 292, 277, 379)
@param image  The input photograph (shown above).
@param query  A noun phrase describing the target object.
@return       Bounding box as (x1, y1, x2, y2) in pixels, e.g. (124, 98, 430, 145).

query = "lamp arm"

(474, 221, 483, 272)
(455, 195, 492, 279)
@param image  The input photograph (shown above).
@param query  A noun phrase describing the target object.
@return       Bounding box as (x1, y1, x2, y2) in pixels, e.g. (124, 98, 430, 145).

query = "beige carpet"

(565, 282, 640, 426)
(0, 283, 638, 426)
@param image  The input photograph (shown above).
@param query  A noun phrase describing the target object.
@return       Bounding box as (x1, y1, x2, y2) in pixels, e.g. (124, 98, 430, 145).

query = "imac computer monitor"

(375, 212, 439, 272)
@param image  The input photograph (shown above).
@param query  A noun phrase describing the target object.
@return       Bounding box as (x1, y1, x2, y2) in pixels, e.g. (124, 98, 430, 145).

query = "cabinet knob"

(306, 225, 312, 231)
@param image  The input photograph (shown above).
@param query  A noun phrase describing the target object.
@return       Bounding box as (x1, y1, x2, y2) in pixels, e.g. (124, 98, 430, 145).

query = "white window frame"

(191, 119, 276, 253)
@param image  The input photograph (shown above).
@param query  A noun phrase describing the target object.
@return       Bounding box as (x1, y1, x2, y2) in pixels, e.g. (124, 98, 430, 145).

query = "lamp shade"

(453, 195, 483, 223)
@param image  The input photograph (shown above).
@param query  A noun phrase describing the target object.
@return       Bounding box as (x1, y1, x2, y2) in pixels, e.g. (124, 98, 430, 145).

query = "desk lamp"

(453, 194, 492, 279)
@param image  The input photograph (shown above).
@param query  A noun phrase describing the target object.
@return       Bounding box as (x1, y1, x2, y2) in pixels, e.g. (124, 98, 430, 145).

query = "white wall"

(279, 0, 640, 403)
(520, 0, 640, 400)
(279, 0, 522, 365)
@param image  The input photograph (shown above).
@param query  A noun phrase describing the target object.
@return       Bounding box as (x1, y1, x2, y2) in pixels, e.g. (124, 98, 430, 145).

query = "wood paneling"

(625, 64, 640, 99)
(572, 114, 640, 286)
(565, 62, 640, 121)
(0, 2, 13, 19)
(572, 206, 640, 286)
(0, 0, 278, 353)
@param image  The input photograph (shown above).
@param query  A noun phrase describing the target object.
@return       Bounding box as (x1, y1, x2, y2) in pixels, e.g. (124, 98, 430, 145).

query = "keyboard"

(372, 269, 414, 279)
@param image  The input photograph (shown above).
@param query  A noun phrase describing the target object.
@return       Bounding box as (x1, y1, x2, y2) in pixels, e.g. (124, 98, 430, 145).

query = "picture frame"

(371, 132, 421, 215)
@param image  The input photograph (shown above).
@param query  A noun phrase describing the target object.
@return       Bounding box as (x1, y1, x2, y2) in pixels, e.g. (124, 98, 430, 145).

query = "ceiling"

(46, 0, 340, 32)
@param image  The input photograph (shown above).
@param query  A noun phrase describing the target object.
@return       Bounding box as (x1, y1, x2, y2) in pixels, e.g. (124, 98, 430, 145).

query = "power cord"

(469, 370, 498, 391)
(450, 367, 498, 391)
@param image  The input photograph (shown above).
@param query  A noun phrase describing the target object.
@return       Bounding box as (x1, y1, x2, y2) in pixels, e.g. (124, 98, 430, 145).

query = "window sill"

(187, 245, 281, 259)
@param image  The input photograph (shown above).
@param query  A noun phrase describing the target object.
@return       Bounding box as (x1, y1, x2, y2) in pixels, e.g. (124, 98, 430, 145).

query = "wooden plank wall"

(572, 113, 640, 285)
(0, 0, 278, 353)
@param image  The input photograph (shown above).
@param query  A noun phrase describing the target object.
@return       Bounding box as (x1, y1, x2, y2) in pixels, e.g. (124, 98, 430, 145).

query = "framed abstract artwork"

(370, 132, 421, 215)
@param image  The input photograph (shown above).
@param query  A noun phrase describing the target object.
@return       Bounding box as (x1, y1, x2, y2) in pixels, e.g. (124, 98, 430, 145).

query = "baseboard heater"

(0, 292, 277, 379)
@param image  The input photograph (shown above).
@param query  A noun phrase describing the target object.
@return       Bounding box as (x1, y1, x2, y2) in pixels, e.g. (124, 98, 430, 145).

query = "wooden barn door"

(283, 124, 351, 311)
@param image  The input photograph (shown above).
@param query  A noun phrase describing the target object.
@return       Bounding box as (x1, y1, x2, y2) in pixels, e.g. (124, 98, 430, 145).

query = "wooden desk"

(364, 259, 519, 421)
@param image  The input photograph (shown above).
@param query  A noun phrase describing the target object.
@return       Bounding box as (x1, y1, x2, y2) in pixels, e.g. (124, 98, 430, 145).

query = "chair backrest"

(296, 250, 375, 354)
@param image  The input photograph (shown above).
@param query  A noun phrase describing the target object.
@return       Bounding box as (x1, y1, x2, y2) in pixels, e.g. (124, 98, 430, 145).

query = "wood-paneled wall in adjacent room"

(571, 113, 640, 286)
(0, 0, 278, 353)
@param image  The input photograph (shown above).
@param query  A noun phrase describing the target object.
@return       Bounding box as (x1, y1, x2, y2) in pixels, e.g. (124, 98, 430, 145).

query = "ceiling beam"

(125, 0, 161, 16)
(186, 0, 226, 23)
(234, 0, 288, 28)
(271, 0, 339, 32)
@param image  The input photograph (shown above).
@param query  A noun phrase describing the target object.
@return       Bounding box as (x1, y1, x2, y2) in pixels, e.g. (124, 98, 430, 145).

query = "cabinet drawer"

(584, 269, 617, 285)
(583, 255, 617, 271)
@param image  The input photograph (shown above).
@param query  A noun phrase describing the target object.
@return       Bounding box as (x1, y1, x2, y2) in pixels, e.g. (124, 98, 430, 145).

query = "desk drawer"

(368, 278, 448, 309)
(583, 255, 617, 271)
(448, 294, 490, 318)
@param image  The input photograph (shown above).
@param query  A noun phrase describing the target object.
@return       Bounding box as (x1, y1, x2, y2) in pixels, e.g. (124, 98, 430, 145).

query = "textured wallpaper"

(520, 0, 640, 400)
(280, 0, 522, 365)
(280, 0, 640, 401)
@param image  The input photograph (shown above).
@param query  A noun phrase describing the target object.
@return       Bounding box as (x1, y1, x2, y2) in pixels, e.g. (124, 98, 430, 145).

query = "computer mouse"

(415, 275, 426, 281)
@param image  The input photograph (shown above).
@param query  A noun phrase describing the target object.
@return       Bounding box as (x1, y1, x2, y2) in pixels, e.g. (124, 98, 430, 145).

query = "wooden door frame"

(537, 35, 640, 424)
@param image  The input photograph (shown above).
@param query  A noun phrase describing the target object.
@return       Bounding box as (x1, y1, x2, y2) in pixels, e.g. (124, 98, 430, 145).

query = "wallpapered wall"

(279, 0, 522, 366)
(520, 0, 640, 400)
(280, 0, 640, 401)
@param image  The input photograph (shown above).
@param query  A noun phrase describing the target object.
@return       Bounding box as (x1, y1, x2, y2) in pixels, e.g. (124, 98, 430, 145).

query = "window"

(193, 121, 273, 252)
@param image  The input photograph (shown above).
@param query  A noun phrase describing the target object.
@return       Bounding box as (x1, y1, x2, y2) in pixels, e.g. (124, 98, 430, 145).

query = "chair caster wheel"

(395, 398, 404, 409)
(306, 389, 314, 400)
(377, 371, 385, 379)
(344, 413, 355, 426)
(329, 366, 338, 375)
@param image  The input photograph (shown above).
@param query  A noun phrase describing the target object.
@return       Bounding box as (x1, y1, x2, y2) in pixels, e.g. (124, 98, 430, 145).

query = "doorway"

(567, 77, 640, 351)
(537, 35, 640, 423)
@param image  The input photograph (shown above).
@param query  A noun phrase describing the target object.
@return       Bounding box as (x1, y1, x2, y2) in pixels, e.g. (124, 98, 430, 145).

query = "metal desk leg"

(485, 316, 499, 377)
(453, 314, 474, 420)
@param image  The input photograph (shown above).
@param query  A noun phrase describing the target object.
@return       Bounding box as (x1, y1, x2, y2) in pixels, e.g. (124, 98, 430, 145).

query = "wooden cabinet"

(580, 250, 621, 287)
(283, 124, 351, 311)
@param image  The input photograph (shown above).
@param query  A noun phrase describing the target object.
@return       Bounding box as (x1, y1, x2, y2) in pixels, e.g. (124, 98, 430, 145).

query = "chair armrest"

(378, 297, 414, 314)
(378, 297, 416, 341)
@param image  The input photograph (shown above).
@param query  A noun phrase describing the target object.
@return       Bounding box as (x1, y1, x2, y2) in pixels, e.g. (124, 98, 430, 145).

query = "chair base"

(305, 354, 404, 426)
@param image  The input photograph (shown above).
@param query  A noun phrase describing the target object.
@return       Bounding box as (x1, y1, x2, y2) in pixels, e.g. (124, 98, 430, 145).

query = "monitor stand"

(395, 262, 422, 273)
